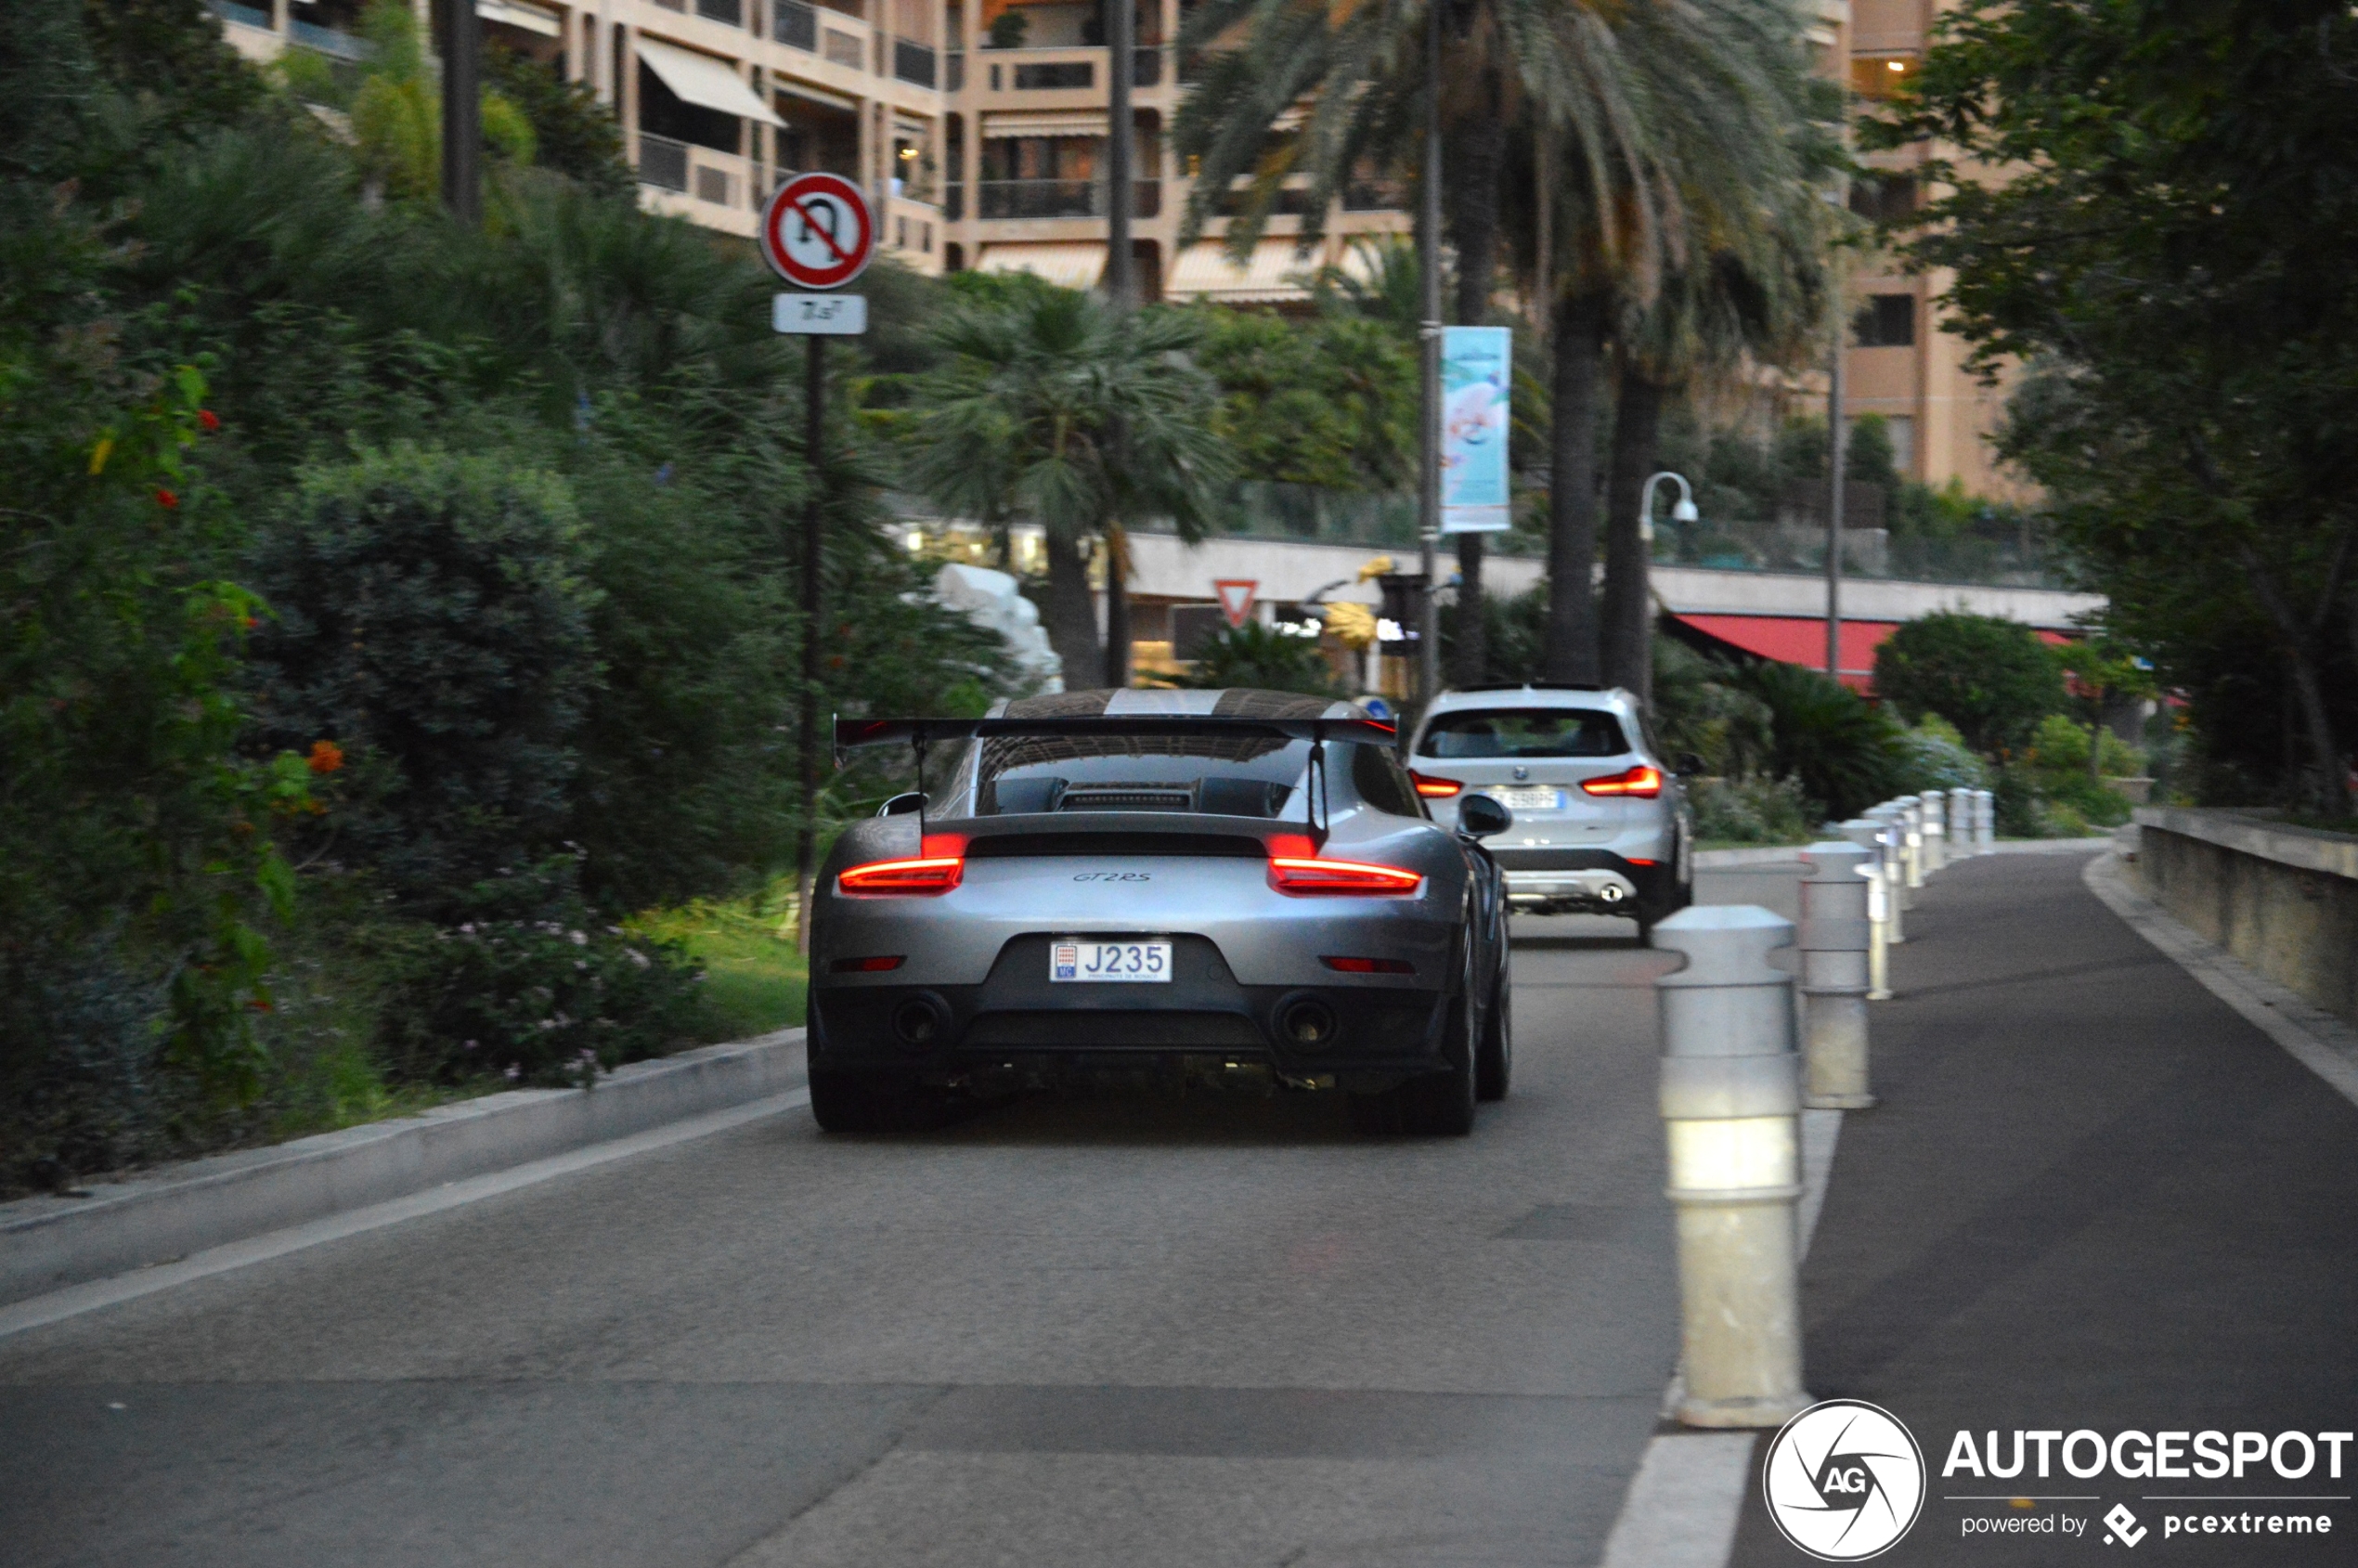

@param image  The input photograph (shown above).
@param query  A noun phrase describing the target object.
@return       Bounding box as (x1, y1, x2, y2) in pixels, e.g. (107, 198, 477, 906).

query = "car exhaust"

(1277, 998, 1341, 1050)
(890, 996, 947, 1049)
(1597, 883, 1627, 904)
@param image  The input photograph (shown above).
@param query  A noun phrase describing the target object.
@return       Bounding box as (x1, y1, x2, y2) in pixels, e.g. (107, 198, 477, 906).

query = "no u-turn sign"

(760, 173, 875, 291)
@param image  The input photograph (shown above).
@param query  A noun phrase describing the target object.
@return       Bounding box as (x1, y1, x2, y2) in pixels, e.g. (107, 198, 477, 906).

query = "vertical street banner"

(1440, 326, 1513, 533)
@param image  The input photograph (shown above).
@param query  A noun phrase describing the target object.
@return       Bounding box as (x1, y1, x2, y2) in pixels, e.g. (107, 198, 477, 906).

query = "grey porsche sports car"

(808, 689, 1514, 1135)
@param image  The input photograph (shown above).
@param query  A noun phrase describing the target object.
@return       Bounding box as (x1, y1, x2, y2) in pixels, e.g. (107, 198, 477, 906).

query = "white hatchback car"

(1406, 683, 1695, 934)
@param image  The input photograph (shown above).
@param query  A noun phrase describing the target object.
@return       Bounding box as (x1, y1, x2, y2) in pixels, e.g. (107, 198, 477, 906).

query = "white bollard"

(1800, 842, 1877, 1108)
(1976, 787, 1996, 853)
(1838, 818, 1893, 1000)
(1865, 806, 1906, 944)
(1921, 789, 1948, 875)
(1653, 906, 1814, 1429)
(1898, 796, 1925, 895)
(1949, 787, 1973, 861)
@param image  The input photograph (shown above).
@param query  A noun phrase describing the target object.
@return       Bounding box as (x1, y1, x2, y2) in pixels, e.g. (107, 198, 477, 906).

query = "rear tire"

(1475, 956, 1511, 1103)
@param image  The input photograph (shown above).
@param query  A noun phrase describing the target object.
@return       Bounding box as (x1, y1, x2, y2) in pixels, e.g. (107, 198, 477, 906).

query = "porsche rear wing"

(833, 712, 1398, 849)
(833, 714, 1396, 759)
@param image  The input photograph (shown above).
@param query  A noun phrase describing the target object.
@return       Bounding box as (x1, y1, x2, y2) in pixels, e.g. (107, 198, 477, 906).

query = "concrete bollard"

(1976, 788, 1996, 853)
(1898, 796, 1925, 894)
(1949, 788, 1973, 861)
(1799, 842, 1877, 1108)
(1653, 905, 1814, 1429)
(1864, 806, 1907, 943)
(1838, 818, 1893, 999)
(1921, 789, 1948, 875)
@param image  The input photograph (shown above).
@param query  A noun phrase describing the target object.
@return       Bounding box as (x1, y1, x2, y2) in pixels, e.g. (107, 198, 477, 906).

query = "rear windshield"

(959, 735, 1419, 819)
(1419, 707, 1627, 759)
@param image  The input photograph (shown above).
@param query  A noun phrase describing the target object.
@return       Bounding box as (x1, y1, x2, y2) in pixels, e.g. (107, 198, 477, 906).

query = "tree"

(1879, 0, 2358, 813)
(903, 284, 1231, 683)
(1872, 612, 2064, 758)
(1173, 620, 1344, 698)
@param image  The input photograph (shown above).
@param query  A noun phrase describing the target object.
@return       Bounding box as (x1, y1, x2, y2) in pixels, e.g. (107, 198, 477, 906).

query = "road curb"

(0, 1029, 807, 1309)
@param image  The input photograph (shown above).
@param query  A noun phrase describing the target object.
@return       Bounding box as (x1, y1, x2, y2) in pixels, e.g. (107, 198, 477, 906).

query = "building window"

(1850, 55, 1918, 100)
(1848, 172, 1918, 225)
(1853, 293, 1916, 348)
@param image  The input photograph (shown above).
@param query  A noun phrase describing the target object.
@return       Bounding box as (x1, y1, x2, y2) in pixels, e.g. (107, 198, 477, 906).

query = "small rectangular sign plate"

(1051, 940, 1173, 982)
(773, 293, 868, 335)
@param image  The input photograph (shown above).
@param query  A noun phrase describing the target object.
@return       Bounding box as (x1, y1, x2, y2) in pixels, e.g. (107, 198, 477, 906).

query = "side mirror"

(876, 792, 926, 817)
(1676, 752, 1705, 776)
(1457, 793, 1512, 839)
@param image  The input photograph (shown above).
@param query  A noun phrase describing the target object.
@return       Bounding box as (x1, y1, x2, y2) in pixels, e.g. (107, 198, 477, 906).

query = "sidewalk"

(1727, 850, 2358, 1565)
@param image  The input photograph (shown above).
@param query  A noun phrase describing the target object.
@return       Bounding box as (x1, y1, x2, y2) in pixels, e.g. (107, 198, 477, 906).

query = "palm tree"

(903, 285, 1232, 684)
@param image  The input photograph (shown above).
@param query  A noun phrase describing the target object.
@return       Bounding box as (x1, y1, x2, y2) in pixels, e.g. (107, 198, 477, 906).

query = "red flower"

(198, 408, 221, 431)
(307, 739, 345, 775)
(154, 487, 178, 509)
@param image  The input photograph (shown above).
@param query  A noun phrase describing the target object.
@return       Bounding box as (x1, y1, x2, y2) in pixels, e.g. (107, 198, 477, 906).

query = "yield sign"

(1214, 578, 1257, 629)
(761, 173, 875, 291)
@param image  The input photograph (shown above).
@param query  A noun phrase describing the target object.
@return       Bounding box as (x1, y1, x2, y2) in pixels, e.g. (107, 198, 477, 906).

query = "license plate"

(1479, 786, 1564, 811)
(1052, 940, 1173, 982)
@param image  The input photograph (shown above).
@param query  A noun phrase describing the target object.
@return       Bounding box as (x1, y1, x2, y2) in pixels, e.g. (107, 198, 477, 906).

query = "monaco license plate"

(1052, 939, 1173, 982)
(1481, 786, 1565, 811)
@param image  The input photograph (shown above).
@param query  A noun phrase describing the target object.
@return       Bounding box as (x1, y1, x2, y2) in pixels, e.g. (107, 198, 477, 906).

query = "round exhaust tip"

(890, 997, 944, 1048)
(1598, 883, 1627, 904)
(1278, 999, 1341, 1050)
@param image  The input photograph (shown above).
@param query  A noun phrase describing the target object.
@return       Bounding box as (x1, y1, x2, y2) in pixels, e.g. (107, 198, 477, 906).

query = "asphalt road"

(0, 868, 1801, 1568)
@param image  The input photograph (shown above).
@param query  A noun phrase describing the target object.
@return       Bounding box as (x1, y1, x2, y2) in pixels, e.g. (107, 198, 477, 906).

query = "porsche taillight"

(836, 857, 964, 895)
(1409, 771, 1463, 797)
(1267, 857, 1424, 896)
(1580, 764, 1663, 798)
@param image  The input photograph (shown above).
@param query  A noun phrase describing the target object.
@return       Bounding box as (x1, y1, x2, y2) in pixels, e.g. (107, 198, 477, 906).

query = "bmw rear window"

(1419, 708, 1627, 759)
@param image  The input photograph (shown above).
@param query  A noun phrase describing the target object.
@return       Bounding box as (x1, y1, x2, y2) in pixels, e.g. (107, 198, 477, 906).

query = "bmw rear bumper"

(1489, 849, 1679, 914)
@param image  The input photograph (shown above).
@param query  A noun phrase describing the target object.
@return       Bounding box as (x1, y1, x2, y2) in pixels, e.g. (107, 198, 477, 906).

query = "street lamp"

(1640, 471, 1700, 544)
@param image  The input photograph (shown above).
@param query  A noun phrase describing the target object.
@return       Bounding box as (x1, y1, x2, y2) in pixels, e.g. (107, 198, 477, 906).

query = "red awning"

(1671, 614, 2074, 694)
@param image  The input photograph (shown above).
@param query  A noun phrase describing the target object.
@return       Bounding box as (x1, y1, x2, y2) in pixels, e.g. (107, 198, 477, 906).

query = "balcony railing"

(206, 0, 271, 31)
(894, 38, 937, 86)
(288, 18, 370, 60)
(774, 0, 817, 50)
(1014, 59, 1093, 89)
(978, 179, 1161, 220)
(823, 25, 862, 68)
(1342, 179, 1408, 212)
(636, 132, 754, 213)
(695, 0, 744, 23)
(638, 133, 690, 193)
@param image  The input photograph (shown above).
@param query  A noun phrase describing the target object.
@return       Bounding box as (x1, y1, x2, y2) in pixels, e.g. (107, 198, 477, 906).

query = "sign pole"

(795, 333, 826, 952)
(760, 172, 875, 952)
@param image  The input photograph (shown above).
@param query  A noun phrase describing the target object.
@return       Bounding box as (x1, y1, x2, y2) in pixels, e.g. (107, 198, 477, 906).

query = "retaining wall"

(2132, 808, 2358, 1030)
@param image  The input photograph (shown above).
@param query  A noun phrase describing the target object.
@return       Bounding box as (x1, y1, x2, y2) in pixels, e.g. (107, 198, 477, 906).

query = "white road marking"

(0, 1089, 812, 1341)
(1598, 1432, 1760, 1568)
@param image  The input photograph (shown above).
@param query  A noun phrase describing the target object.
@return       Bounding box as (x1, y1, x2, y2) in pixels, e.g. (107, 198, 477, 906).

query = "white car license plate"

(1480, 786, 1565, 811)
(1052, 940, 1173, 982)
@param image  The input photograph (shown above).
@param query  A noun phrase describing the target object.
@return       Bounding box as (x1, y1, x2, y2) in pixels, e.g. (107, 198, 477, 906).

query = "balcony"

(773, 0, 816, 50)
(636, 133, 755, 208)
(1015, 59, 1092, 89)
(978, 179, 1161, 220)
(894, 38, 937, 86)
(823, 24, 862, 68)
(944, 50, 965, 90)
(1132, 46, 1163, 86)
(288, 17, 369, 60)
(1342, 179, 1407, 212)
(695, 0, 744, 23)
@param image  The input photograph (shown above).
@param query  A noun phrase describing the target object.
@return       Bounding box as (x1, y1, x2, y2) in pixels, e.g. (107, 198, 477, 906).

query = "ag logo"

(1763, 1399, 1926, 1561)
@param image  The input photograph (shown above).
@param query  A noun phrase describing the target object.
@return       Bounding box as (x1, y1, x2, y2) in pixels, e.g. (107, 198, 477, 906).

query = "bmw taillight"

(1409, 771, 1462, 797)
(836, 857, 963, 895)
(1580, 764, 1663, 798)
(1268, 858, 1424, 896)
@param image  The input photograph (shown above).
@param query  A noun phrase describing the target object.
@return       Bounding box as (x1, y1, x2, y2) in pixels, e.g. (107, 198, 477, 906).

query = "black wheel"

(1475, 952, 1511, 1103)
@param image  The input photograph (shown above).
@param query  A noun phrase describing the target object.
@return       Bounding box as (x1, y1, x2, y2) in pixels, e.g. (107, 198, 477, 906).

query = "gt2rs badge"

(1071, 871, 1151, 882)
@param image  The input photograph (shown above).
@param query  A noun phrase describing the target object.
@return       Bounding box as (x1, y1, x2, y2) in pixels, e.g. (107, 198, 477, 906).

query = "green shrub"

(376, 860, 705, 1087)
(1691, 775, 1814, 846)
(1873, 612, 2065, 756)
(1891, 714, 1991, 795)
(1174, 619, 1345, 697)
(1653, 636, 1773, 777)
(245, 445, 596, 911)
(1738, 661, 1908, 819)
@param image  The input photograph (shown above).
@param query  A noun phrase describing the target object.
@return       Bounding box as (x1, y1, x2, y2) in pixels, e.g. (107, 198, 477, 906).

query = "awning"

(1668, 613, 2072, 693)
(977, 242, 1107, 289)
(1164, 240, 1317, 303)
(477, 0, 560, 37)
(775, 80, 859, 114)
(983, 111, 1108, 138)
(634, 35, 786, 128)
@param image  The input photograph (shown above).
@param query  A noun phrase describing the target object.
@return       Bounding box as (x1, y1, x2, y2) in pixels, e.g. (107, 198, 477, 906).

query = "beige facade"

(212, 0, 1410, 298)
(1836, 0, 2028, 499)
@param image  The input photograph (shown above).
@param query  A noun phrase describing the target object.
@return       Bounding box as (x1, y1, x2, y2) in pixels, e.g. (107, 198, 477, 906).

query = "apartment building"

(1838, 0, 2026, 499)
(209, 0, 1411, 301)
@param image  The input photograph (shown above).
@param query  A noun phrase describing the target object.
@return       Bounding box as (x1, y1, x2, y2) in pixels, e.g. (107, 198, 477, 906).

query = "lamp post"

(1415, 0, 1443, 714)
(1639, 471, 1701, 542)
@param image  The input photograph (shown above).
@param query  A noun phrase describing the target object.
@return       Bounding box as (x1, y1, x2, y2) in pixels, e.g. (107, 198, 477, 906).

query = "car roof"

(992, 688, 1364, 720)
(1420, 683, 1640, 719)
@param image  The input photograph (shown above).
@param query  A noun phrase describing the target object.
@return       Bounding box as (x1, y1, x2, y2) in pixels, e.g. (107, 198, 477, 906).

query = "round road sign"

(760, 174, 875, 291)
